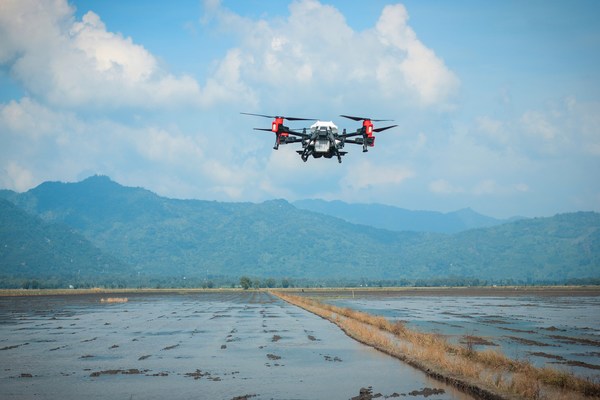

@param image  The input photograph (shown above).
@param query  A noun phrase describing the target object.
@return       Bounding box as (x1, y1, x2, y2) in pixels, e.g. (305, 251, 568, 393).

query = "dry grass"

(273, 292, 600, 400)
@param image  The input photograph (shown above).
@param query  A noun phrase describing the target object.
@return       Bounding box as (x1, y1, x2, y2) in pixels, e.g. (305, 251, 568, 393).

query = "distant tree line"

(238, 276, 293, 289)
(3, 275, 600, 290)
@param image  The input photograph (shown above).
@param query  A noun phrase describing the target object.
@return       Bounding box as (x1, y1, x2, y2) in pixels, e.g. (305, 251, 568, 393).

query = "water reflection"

(0, 292, 475, 400)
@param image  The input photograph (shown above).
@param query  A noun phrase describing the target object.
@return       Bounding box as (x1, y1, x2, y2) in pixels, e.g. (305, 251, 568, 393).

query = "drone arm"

(338, 128, 365, 139)
(279, 126, 309, 138)
(281, 137, 304, 144)
(343, 138, 362, 144)
(343, 136, 374, 152)
(284, 131, 309, 139)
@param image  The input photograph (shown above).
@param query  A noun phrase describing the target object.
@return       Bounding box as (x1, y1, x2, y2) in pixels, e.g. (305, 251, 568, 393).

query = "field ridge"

(272, 291, 600, 400)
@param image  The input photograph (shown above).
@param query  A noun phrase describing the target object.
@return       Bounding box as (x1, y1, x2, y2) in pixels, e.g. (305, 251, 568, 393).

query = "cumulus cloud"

(70, 11, 156, 83)
(375, 4, 459, 105)
(0, 0, 249, 109)
(206, 0, 459, 109)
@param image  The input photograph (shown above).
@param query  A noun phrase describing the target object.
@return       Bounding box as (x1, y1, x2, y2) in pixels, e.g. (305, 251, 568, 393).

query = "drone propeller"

(254, 127, 307, 135)
(340, 114, 393, 122)
(373, 125, 398, 133)
(241, 112, 316, 121)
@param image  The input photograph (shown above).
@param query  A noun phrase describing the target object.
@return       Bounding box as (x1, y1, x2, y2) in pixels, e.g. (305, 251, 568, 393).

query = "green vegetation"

(239, 276, 251, 290)
(1, 176, 599, 288)
(0, 198, 130, 286)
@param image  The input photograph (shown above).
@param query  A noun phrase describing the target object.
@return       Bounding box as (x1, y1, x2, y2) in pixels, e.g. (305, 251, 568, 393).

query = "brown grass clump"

(100, 297, 128, 303)
(273, 292, 600, 400)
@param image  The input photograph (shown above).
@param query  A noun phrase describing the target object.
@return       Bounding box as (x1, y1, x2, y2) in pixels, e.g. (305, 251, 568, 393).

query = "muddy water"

(328, 293, 600, 379)
(0, 292, 474, 400)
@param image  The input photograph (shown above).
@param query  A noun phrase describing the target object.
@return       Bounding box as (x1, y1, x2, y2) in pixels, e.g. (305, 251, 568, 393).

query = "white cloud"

(0, 0, 72, 64)
(71, 11, 156, 82)
(1, 162, 35, 192)
(208, 0, 459, 109)
(375, 4, 459, 105)
(0, 0, 246, 109)
(202, 49, 257, 107)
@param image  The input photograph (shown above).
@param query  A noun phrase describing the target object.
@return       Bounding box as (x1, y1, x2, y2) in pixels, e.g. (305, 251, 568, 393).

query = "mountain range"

(292, 199, 516, 233)
(1, 175, 599, 287)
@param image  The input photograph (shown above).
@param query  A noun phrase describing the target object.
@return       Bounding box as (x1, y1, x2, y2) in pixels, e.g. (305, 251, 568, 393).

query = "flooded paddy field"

(314, 287, 600, 380)
(0, 291, 474, 400)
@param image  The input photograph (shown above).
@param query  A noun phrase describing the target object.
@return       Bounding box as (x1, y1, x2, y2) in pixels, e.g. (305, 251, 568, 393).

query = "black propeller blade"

(340, 114, 393, 122)
(373, 125, 398, 132)
(241, 112, 316, 121)
(254, 127, 308, 135)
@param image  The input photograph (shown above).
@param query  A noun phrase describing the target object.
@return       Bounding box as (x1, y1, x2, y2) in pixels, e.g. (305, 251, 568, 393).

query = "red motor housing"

(272, 117, 288, 137)
(363, 119, 375, 146)
(363, 119, 373, 137)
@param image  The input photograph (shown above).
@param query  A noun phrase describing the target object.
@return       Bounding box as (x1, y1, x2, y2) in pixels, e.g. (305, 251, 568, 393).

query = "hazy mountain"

(293, 199, 510, 233)
(1, 176, 598, 286)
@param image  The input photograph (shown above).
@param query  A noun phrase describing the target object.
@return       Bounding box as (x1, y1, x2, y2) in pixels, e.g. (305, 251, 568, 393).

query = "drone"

(241, 113, 397, 163)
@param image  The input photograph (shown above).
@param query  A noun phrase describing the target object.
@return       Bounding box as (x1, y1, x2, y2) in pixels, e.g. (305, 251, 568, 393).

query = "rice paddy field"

(0, 290, 474, 400)
(303, 287, 600, 380)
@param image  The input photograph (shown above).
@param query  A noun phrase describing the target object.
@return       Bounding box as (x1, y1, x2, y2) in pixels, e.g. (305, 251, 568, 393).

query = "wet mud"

(349, 386, 446, 399)
(0, 291, 472, 399)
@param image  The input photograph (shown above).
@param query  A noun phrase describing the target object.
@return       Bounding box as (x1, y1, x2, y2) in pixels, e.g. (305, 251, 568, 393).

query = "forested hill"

(0, 198, 130, 286)
(1, 175, 599, 286)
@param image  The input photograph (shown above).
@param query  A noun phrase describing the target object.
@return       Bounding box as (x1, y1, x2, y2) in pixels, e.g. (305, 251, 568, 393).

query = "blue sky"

(1, 0, 599, 218)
